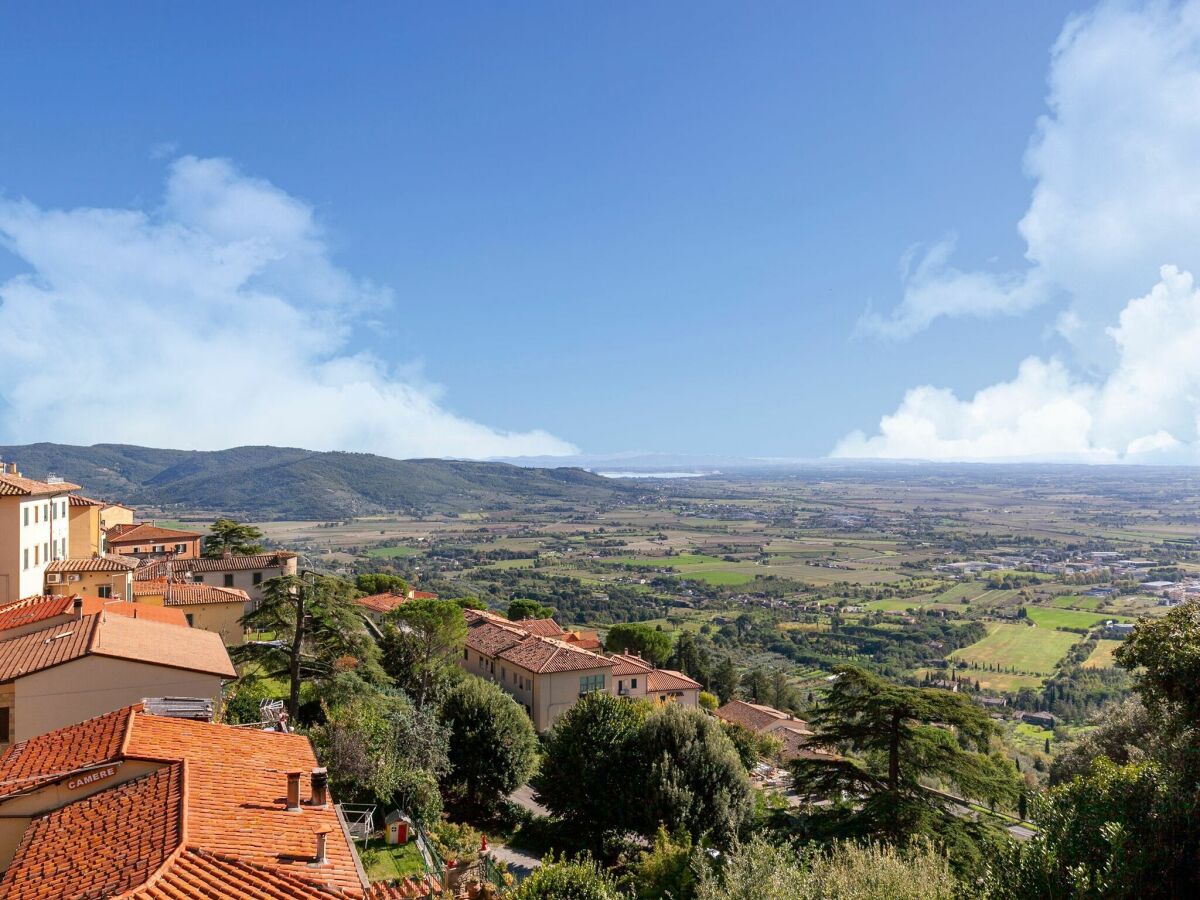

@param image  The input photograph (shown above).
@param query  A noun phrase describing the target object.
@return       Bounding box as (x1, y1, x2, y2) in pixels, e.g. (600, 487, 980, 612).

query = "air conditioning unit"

(45, 573, 63, 584)
(67, 574, 82, 582)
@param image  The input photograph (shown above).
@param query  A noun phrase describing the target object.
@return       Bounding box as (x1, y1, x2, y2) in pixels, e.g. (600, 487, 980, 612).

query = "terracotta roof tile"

(0, 706, 134, 799)
(714, 699, 797, 733)
(0, 707, 370, 897)
(0, 595, 74, 632)
(0, 612, 235, 683)
(0, 763, 183, 900)
(46, 553, 140, 573)
(68, 493, 105, 507)
(0, 473, 79, 496)
(354, 591, 408, 615)
(609, 652, 654, 676)
(136, 552, 297, 579)
(646, 668, 702, 693)
(134, 580, 251, 607)
(465, 620, 527, 657)
(515, 617, 565, 638)
(498, 635, 613, 674)
(106, 523, 204, 544)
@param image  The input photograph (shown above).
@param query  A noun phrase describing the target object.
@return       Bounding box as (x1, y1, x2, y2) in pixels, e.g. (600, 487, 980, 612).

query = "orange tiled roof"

(68, 493, 105, 507)
(408, 590, 438, 600)
(133, 579, 251, 607)
(1, 763, 183, 899)
(0, 594, 189, 632)
(355, 591, 408, 615)
(714, 699, 796, 733)
(0, 612, 235, 683)
(499, 635, 613, 675)
(0, 706, 369, 897)
(136, 552, 297, 579)
(609, 652, 654, 676)
(465, 620, 528, 657)
(46, 553, 140, 573)
(516, 617, 565, 638)
(646, 668, 702, 693)
(0, 595, 74, 632)
(106, 523, 204, 544)
(0, 473, 80, 496)
(0, 705, 134, 798)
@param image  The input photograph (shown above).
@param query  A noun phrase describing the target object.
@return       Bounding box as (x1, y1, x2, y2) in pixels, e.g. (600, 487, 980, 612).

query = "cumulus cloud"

(862, 0, 1200, 344)
(834, 266, 1200, 462)
(0, 156, 577, 459)
(842, 0, 1200, 461)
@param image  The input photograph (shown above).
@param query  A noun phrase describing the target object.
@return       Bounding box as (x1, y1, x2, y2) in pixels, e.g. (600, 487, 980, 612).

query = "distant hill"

(0, 443, 634, 519)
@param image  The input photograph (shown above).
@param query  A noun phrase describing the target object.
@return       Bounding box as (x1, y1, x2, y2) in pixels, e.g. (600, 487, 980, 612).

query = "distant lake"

(595, 471, 714, 479)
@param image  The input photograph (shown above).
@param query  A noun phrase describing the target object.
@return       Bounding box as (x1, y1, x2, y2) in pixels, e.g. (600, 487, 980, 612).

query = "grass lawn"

(1083, 639, 1124, 669)
(1025, 607, 1129, 630)
(951, 623, 1081, 675)
(1051, 594, 1103, 610)
(360, 838, 427, 881)
(681, 570, 754, 586)
(365, 545, 423, 559)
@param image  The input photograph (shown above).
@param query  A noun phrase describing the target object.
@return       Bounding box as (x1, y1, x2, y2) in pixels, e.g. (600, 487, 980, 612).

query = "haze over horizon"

(4, 1, 1200, 464)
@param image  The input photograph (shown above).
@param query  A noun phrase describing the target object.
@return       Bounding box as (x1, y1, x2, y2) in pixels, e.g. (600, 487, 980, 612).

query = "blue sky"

(8, 1, 1200, 462)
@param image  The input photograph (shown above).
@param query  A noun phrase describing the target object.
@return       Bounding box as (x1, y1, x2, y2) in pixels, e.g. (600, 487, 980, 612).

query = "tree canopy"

(440, 675, 538, 813)
(604, 622, 673, 667)
(790, 665, 1019, 856)
(203, 517, 265, 557)
(379, 598, 467, 710)
(508, 598, 555, 621)
(236, 574, 383, 719)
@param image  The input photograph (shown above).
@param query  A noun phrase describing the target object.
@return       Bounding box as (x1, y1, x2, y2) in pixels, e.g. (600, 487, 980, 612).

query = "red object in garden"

(480, 834, 489, 853)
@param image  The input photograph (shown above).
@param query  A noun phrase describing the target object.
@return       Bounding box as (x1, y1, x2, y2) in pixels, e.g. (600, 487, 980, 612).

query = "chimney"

(310, 767, 329, 807)
(286, 771, 303, 811)
(312, 826, 332, 866)
(72, 596, 83, 620)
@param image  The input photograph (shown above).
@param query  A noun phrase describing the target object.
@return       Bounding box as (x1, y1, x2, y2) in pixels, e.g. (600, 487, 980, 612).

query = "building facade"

(0, 466, 79, 605)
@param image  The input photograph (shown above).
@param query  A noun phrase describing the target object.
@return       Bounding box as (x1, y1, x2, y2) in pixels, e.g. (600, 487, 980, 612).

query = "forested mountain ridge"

(0, 443, 632, 519)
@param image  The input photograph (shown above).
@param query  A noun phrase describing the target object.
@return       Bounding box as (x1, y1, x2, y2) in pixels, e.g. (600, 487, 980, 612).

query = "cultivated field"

(951, 624, 1081, 675)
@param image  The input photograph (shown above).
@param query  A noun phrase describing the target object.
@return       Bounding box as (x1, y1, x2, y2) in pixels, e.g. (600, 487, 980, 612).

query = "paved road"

(507, 784, 549, 818)
(489, 844, 541, 880)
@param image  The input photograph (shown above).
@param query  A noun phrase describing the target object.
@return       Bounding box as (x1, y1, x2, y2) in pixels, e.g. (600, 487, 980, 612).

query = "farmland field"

(1025, 607, 1130, 630)
(1051, 594, 1103, 610)
(1083, 639, 1124, 669)
(364, 545, 424, 559)
(951, 623, 1081, 675)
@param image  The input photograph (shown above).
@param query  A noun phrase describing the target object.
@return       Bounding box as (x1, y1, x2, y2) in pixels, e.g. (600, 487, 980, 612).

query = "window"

(193, 575, 203, 583)
(43, 543, 48, 562)
(33, 506, 38, 524)
(22, 549, 28, 570)
(185, 614, 194, 627)
(223, 574, 234, 587)
(97, 585, 112, 599)
(0, 707, 10, 744)
(33, 546, 38, 566)
(22, 508, 28, 526)
(579, 674, 605, 696)
(61, 501, 66, 517)
(153, 545, 164, 553)
(42, 504, 48, 521)
(463, 648, 469, 660)
(175, 543, 186, 554)
(501, 666, 507, 682)
(252, 572, 263, 586)
(631, 678, 638, 689)
(50, 502, 56, 520)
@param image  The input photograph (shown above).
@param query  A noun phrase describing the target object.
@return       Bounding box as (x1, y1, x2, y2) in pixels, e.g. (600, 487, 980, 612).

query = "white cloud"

(0, 156, 577, 459)
(842, 0, 1200, 462)
(834, 266, 1200, 462)
(862, 0, 1200, 345)
(856, 237, 1047, 340)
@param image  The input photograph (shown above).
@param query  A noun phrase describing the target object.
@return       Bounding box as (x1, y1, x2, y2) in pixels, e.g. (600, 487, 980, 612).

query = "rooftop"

(105, 523, 204, 544)
(0, 705, 367, 897)
(0, 612, 235, 683)
(499, 634, 613, 675)
(46, 553, 140, 573)
(0, 470, 80, 497)
(0, 594, 188, 632)
(715, 699, 801, 733)
(646, 668, 702, 692)
(355, 591, 408, 615)
(133, 580, 251, 607)
(136, 551, 298, 579)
